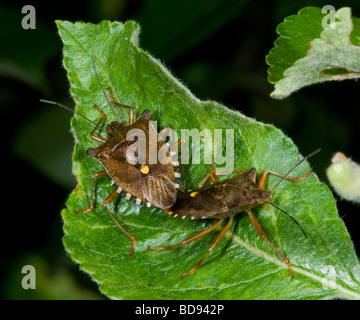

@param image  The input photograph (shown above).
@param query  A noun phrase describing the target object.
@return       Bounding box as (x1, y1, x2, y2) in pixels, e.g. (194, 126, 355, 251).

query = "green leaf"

(266, 7, 360, 99)
(57, 20, 360, 299)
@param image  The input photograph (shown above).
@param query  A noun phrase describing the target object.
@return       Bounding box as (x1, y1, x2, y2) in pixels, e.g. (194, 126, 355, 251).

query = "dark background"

(1, 0, 360, 299)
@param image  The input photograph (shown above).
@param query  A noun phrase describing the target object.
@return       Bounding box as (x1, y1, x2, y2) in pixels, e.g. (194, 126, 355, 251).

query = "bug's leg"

(209, 164, 219, 182)
(215, 168, 247, 176)
(158, 131, 184, 192)
(103, 190, 136, 256)
(170, 137, 185, 162)
(171, 137, 185, 150)
(233, 168, 247, 173)
(177, 185, 187, 193)
(178, 137, 190, 161)
(158, 126, 184, 147)
(158, 127, 184, 158)
(76, 170, 108, 213)
(170, 138, 183, 189)
(148, 219, 224, 251)
(106, 87, 134, 124)
(187, 166, 217, 198)
(246, 210, 294, 278)
(196, 164, 219, 188)
(182, 216, 234, 278)
(257, 169, 313, 190)
(158, 125, 170, 141)
(90, 104, 107, 143)
(196, 173, 213, 189)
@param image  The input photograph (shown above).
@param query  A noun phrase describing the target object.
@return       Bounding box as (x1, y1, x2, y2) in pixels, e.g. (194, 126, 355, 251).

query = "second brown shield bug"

(149, 149, 320, 277)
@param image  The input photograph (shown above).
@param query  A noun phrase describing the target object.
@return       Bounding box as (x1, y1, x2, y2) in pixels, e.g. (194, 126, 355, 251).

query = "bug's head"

(87, 146, 100, 158)
(249, 189, 272, 205)
(246, 168, 272, 204)
(105, 121, 127, 136)
(139, 109, 151, 121)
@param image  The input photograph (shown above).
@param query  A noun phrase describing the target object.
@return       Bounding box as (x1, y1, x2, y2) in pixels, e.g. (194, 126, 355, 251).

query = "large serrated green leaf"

(57, 20, 360, 299)
(267, 7, 360, 99)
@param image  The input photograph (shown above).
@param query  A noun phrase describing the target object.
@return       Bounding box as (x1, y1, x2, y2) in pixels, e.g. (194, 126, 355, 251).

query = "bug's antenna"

(40, 99, 97, 126)
(91, 53, 120, 123)
(269, 202, 308, 238)
(271, 148, 321, 192)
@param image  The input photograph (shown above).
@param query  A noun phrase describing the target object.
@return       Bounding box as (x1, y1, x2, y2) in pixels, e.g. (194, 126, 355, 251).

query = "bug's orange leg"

(177, 185, 187, 193)
(215, 168, 247, 176)
(171, 137, 185, 151)
(158, 126, 184, 146)
(158, 125, 170, 141)
(90, 105, 107, 143)
(196, 165, 219, 189)
(197, 173, 215, 188)
(257, 170, 313, 190)
(148, 219, 224, 252)
(106, 87, 134, 124)
(176, 137, 189, 160)
(182, 216, 234, 278)
(233, 168, 247, 173)
(170, 137, 185, 161)
(169, 138, 184, 163)
(158, 128, 184, 156)
(209, 164, 219, 182)
(76, 170, 108, 214)
(246, 210, 294, 278)
(103, 190, 136, 256)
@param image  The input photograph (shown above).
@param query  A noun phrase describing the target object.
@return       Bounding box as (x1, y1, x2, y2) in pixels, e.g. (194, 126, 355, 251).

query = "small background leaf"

(266, 7, 327, 85)
(266, 7, 360, 99)
(57, 20, 360, 299)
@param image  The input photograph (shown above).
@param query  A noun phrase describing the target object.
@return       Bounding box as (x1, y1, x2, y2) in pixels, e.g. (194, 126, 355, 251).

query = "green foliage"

(57, 20, 360, 299)
(267, 7, 360, 99)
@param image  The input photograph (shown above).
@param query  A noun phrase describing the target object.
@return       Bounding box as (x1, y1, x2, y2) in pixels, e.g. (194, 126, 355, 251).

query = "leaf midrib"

(230, 232, 360, 300)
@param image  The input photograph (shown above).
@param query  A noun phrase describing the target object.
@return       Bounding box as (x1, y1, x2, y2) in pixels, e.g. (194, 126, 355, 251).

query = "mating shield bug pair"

(43, 55, 319, 278)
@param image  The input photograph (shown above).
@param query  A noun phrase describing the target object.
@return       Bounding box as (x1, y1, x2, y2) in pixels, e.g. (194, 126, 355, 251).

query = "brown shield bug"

(41, 55, 182, 255)
(149, 149, 321, 278)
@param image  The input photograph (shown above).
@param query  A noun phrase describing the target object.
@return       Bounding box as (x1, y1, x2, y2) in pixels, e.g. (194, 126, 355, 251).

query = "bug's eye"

(87, 147, 98, 157)
(106, 121, 127, 136)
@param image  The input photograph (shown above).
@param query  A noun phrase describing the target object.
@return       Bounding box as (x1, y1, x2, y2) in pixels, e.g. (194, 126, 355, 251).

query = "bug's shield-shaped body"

(87, 110, 179, 209)
(169, 168, 272, 219)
